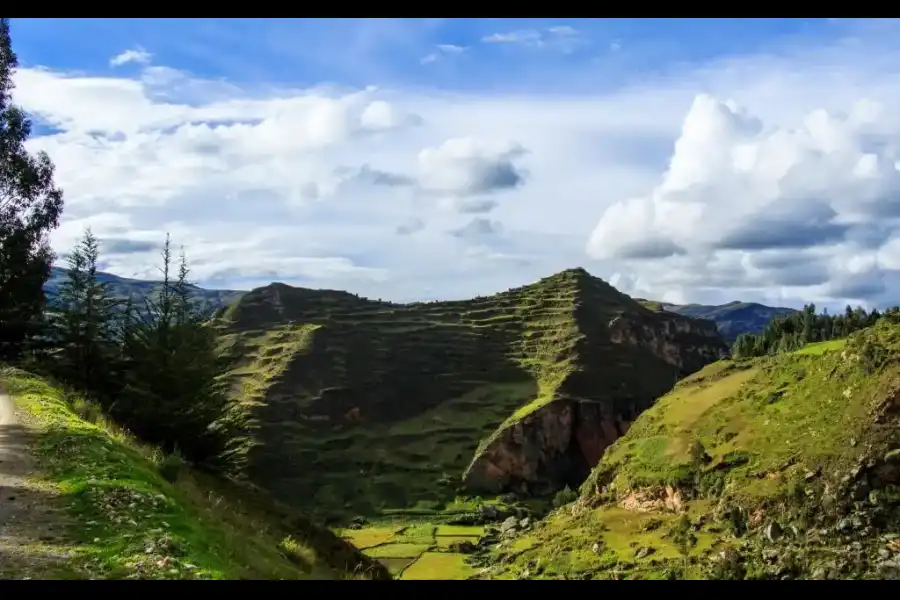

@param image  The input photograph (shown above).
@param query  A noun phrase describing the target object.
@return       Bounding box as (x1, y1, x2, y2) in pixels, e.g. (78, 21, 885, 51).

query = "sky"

(9, 17, 900, 310)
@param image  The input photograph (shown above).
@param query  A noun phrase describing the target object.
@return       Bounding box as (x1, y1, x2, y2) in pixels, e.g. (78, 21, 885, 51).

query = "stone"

(478, 504, 500, 520)
(500, 516, 518, 533)
(765, 521, 783, 543)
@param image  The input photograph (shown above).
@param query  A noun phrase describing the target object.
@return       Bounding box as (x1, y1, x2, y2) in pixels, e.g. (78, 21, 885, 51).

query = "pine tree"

(118, 235, 229, 464)
(55, 228, 120, 395)
(0, 18, 65, 361)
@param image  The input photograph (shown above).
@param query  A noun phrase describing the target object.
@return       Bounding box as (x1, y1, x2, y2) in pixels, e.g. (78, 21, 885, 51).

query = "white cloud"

(13, 23, 900, 308)
(482, 30, 543, 45)
(480, 26, 586, 52)
(586, 90, 900, 307)
(420, 43, 466, 65)
(416, 137, 527, 198)
(109, 47, 152, 68)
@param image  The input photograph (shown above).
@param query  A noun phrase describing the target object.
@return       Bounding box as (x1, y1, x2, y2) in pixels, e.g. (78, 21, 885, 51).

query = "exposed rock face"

(608, 312, 726, 374)
(463, 400, 643, 495)
(463, 289, 729, 495)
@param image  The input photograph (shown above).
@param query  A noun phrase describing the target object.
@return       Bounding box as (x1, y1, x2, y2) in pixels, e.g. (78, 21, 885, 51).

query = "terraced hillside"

(213, 268, 728, 519)
(480, 318, 900, 580)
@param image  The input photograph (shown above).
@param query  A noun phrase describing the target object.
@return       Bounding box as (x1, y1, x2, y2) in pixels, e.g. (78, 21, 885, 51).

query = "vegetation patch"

(337, 519, 489, 579)
(481, 318, 900, 580)
(0, 368, 385, 580)
(402, 552, 477, 580)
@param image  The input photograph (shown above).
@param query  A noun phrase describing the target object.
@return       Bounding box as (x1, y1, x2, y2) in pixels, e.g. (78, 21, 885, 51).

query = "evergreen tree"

(55, 228, 120, 396)
(732, 302, 884, 359)
(0, 18, 65, 361)
(118, 235, 229, 464)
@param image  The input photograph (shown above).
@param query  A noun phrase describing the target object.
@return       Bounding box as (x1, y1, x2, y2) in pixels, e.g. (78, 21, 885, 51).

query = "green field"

(338, 521, 485, 579)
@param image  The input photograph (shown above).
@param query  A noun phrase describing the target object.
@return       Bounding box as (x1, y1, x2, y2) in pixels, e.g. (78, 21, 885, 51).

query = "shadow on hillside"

(236, 311, 537, 515)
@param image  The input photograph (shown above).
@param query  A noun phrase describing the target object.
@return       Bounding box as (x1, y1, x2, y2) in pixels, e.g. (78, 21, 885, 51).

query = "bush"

(159, 452, 186, 483)
(552, 485, 578, 508)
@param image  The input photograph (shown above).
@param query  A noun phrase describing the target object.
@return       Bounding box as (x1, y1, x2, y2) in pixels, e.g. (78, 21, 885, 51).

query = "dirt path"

(0, 388, 73, 579)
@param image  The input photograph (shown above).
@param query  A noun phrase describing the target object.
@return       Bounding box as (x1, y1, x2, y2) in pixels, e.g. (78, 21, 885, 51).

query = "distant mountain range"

(44, 267, 795, 341)
(636, 299, 797, 342)
(44, 266, 245, 316)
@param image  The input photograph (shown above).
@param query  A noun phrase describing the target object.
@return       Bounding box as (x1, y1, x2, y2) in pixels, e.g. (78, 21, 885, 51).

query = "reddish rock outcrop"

(463, 298, 728, 496)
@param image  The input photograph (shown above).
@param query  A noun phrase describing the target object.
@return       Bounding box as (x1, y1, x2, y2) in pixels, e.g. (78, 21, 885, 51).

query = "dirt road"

(0, 387, 72, 578)
(0, 389, 15, 425)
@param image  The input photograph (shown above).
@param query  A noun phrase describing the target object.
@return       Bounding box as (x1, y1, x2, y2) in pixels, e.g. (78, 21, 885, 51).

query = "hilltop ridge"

(42, 265, 790, 341)
(213, 267, 728, 518)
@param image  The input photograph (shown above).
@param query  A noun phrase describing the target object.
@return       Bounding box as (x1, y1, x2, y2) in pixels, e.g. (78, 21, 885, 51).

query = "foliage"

(115, 236, 231, 465)
(731, 303, 897, 358)
(0, 17, 64, 361)
(484, 321, 900, 580)
(0, 367, 387, 580)
(51, 228, 122, 398)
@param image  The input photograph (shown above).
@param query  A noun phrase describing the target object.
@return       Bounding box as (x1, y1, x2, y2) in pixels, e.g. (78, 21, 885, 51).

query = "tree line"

(0, 18, 228, 467)
(732, 303, 900, 359)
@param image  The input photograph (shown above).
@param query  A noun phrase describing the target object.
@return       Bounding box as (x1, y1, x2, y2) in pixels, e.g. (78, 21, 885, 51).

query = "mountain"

(476, 317, 900, 580)
(42, 266, 791, 344)
(211, 268, 728, 520)
(636, 299, 798, 342)
(43, 266, 246, 316)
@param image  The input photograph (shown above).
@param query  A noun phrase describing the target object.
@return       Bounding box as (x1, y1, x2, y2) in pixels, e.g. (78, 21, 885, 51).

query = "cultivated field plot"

(338, 522, 485, 579)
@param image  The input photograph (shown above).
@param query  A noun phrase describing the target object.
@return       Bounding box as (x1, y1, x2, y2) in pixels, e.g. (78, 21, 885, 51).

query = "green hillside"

(0, 368, 389, 580)
(477, 318, 900, 580)
(212, 268, 728, 521)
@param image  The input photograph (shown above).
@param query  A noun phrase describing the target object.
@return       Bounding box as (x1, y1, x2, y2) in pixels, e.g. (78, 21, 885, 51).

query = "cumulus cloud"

(109, 47, 152, 68)
(417, 137, 527, 198)
(586, 90, 900, 306)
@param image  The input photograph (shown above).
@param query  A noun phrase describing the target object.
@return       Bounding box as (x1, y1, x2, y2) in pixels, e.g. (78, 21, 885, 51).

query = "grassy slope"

(481, 321, 900, 580)
(214, 269, 724, 520)
(213, 271, 586, 518)
(0, 367, 388, 580)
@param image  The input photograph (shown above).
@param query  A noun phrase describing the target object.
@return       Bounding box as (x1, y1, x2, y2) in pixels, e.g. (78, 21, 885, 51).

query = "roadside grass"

(0, 366, 384, 580)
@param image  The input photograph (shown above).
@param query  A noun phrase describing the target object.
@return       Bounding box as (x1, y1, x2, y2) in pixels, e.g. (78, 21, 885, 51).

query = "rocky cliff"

(463, 275, 728, 495)
(214, 267, 728, 516)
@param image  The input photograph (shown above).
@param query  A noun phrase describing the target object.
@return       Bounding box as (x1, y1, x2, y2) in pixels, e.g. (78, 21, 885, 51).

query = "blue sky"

(12, 18, 856, 92)
(9, 18, 900, 309)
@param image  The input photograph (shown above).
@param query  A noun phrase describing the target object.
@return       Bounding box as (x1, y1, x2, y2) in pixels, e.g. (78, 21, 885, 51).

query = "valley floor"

(338, 521, 485, 579)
